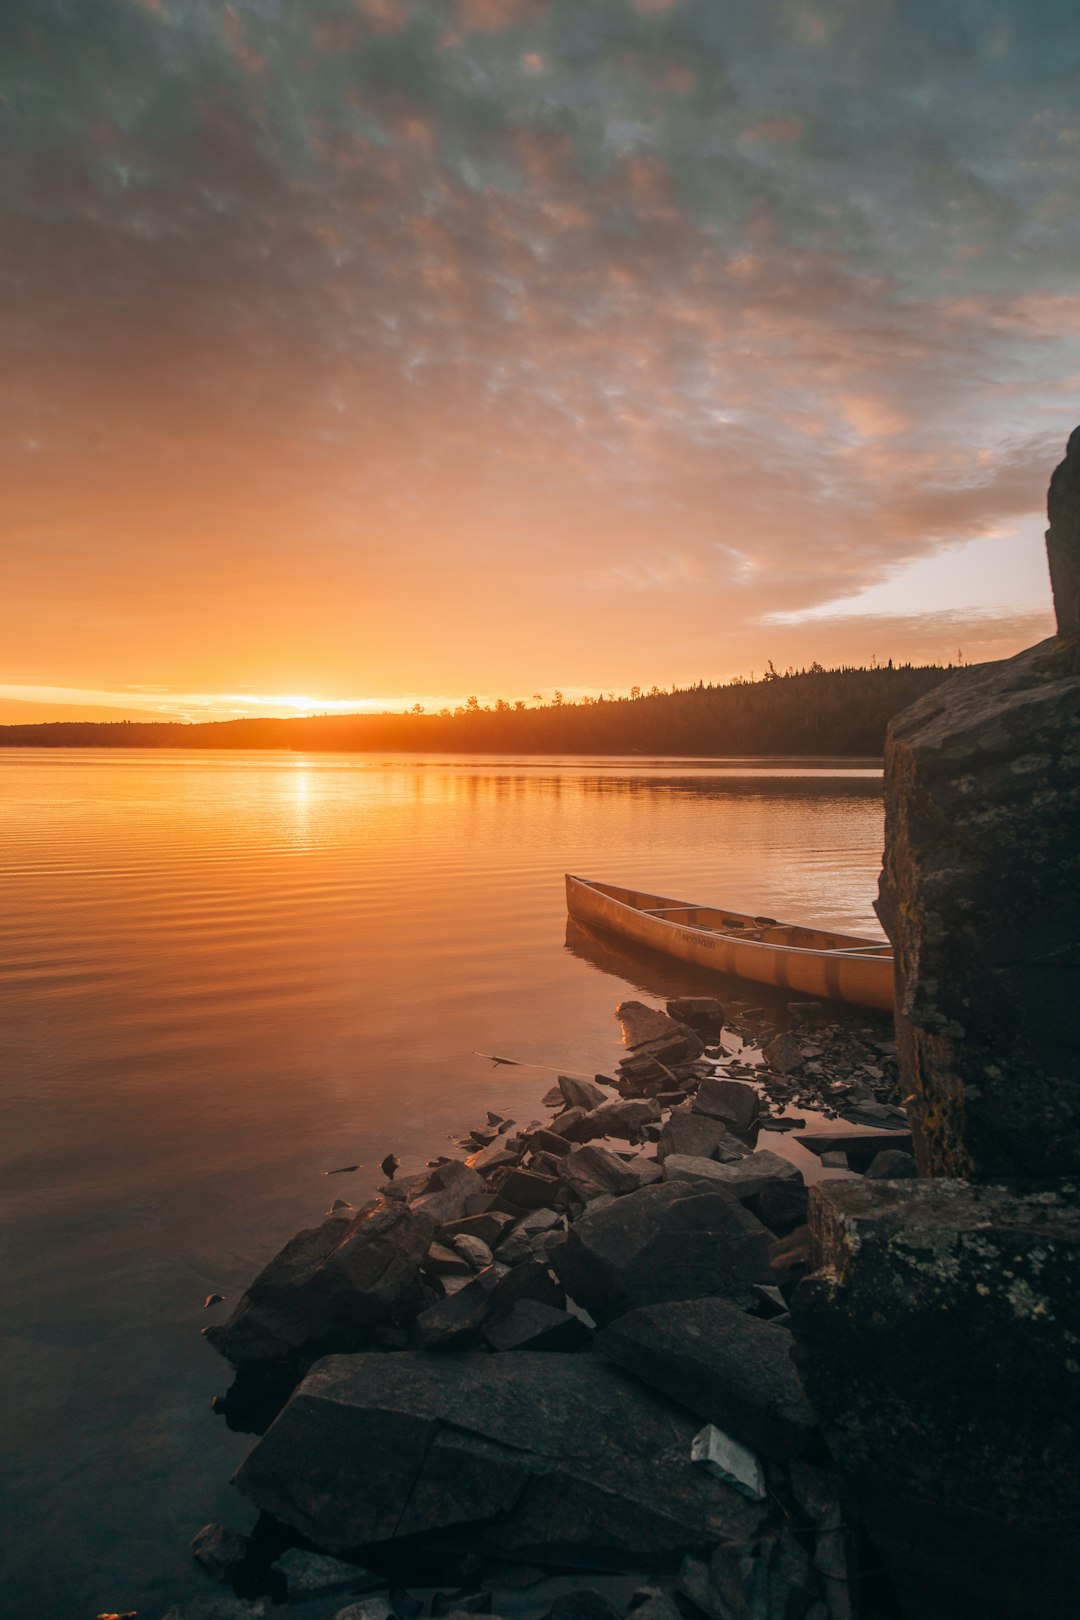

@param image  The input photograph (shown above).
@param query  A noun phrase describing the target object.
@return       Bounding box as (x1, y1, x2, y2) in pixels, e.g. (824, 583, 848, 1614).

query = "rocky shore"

(151, 991, 912, 1620)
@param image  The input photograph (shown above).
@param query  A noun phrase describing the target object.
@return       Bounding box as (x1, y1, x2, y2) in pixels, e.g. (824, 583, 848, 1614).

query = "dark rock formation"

(234, 1351, 767, 1563)
(792, 1179, 1080, 1620)
(876, 428, 1080, 1177)
(1047, 422, 1080, 636)
(596, 1297, 816, 1460)
(549, 1182, 773, 1325)
(204, 1201, 434, 1370)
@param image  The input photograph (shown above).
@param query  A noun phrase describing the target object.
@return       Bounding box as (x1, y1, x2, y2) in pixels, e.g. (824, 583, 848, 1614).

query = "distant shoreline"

(0, 664, 952, 757)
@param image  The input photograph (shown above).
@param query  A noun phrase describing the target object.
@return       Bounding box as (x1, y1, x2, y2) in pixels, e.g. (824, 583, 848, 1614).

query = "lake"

(0, 749, 887, 1616)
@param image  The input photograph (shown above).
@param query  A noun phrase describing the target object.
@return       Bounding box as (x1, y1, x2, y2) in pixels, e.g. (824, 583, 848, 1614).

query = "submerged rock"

(550, 1182, 773, 1325)
(596, 1297, 816, 1460)
(235, 1351, 766, 1563)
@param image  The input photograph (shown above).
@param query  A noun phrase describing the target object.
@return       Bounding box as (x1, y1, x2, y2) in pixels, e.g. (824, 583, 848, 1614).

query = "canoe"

(565, 874, 894, 1012)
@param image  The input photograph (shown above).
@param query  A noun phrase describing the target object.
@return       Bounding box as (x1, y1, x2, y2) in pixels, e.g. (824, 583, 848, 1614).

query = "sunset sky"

(3, 0, 1076, 721)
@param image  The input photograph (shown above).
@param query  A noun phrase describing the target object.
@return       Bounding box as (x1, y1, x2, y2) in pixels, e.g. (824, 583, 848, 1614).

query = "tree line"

(0, 661, 958, 755)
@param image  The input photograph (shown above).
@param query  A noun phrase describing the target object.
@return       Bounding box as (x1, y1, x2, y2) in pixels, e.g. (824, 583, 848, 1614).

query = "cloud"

(0, 0, 1074, 704)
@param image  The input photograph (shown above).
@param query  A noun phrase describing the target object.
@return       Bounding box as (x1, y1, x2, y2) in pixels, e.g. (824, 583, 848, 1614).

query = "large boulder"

(549, 1182, 773, 1325)
(596, 1297, 816, 1460)
(791, 1179, 1080, 1620)
(876, 429, 1080, 1177)
(204, 1201, 435, 1370)
(235, 1351, 767, 1564)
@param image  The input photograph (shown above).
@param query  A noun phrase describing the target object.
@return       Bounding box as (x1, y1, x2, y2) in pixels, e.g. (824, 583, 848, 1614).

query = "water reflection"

(0, 749, 886, 1617)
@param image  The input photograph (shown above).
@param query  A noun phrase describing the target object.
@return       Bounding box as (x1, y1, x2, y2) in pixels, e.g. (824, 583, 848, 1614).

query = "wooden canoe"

(565, 874, 894, 1012)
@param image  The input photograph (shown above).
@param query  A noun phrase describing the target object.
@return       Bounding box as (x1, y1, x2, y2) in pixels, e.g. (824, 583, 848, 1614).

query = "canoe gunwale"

(566, 874, 891, 964)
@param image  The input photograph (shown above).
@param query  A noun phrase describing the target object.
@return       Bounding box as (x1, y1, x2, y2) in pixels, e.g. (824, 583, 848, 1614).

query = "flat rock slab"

(596, 1298, 816, 1460)
(662, 1149, 803, 1205)
(235, 1351, 765, 1564)
(550, 1182, 773, 1325)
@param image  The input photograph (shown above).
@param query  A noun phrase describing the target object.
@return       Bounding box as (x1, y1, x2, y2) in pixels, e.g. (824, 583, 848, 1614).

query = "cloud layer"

(2, 0, 1073, 712)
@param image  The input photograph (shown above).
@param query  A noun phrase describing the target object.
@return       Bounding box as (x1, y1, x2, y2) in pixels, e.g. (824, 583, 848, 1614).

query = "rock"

(1047, 421, 1080, 636)
(616, 1000, 705, 1066)
(235, 1351, 767, 1564)
(204, 1292, 226, 1308)
(769, 1226, 811, 1290)
(578, 1096, 661, 1142)
(547, 1106, 591, 1140)
(522, 1126, 574, 1157)
(791, 1179, 1080, 1619)
(876, 436, 1080, 1179)
(550, 1181, 774, 1325)
(666, 996, 725, 1036)
(755, 1177, 808, 1235)
(559, 1144, 643, 1201)
(761, 1033, 804, 1075)
(818, 1151, 848, 1170)
(787, 1001, 827, 1025)
(657, 1110, 743, 1163)
(498, 1168, 562, 1209)
(425, 1242, 473, 1277)
(438, 1213, 516, 1248)
(690, 1424, 766, 1501)
(272, 1547, 378, 1601)
(331, 1604, 395, 1620)
(190, 1523, 250, 1584)
(625, 1596, 682, 1620)
(864, 1149, 917, 1180)
(707, 1530, 817, 1620)
(663, 1148, 803, 1206)
(415, 1260, 565, 1350)
(483, 1298, 591, 1352)
(558, 1075, 609, 1111)
(621, 1150, 664, 1188)
(495, 1208, 565, 1265)
(464, 1142, 520, 1178)
(204, 1201, 436, 1370)
(161, 1602, 266, 1620)
(796, 1130, 913, 1170)
(596, 1297, 816, 1460)
(411, 1160, 490, 1221)
(692, 1078, 760, 1134)
(542, 1593, 622, 1620)
(452, 1234, 494, 1270)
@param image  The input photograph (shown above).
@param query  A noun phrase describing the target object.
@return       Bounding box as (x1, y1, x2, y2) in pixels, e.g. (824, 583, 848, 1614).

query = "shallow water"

(0, 749, 886, 1616)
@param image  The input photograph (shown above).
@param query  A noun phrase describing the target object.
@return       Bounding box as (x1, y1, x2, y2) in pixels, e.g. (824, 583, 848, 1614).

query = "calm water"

(0, 750, 887, 1617)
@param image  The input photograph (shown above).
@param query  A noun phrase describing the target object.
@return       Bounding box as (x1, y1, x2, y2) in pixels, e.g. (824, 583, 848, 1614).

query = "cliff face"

(793, 431, 1080, 1620)
(875, 431, 1080, 1179)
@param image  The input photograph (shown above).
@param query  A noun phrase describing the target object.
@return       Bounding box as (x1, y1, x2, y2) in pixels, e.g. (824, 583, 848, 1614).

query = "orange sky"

(2, 1, 1070, 722)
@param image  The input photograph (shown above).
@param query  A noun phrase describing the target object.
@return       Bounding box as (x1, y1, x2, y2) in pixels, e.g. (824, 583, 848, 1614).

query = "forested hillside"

(0, 663, 958, 755)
